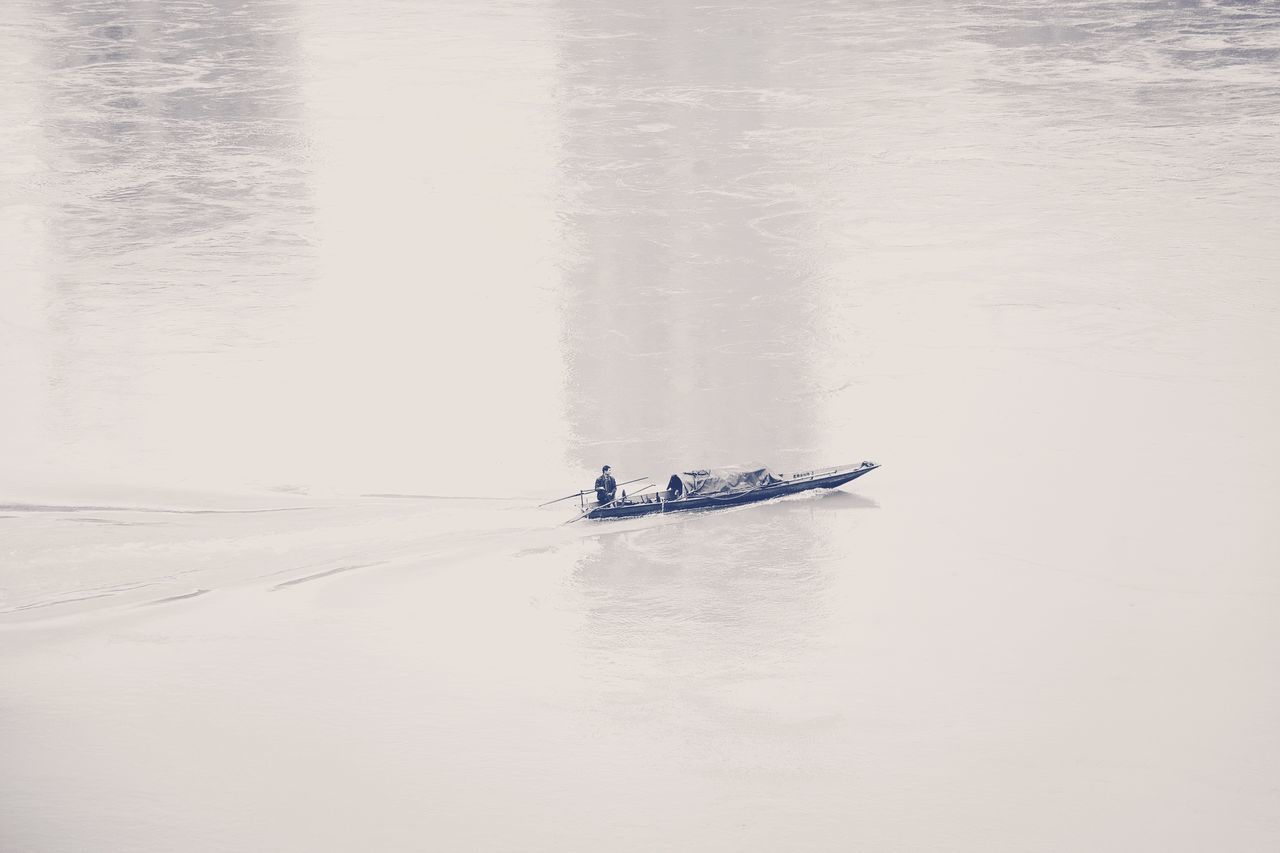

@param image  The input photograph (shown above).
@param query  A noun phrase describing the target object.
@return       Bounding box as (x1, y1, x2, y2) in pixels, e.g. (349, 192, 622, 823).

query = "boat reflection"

(568, 491, 877, 733)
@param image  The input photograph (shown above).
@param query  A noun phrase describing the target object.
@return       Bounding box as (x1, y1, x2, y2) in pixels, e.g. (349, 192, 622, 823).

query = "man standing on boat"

(594, 465, 617, 506)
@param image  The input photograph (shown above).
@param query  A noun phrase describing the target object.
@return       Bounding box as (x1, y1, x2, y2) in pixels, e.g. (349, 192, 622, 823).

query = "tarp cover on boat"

(666, 467, 783, 498)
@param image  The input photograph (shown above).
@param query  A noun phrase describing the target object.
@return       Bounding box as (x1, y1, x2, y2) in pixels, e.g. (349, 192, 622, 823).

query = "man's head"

(602, 465, 611, 473)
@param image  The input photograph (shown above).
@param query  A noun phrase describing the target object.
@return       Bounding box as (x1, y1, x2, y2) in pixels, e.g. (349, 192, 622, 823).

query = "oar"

(538, 476, 647, 507)
(564, 483, 653, 524)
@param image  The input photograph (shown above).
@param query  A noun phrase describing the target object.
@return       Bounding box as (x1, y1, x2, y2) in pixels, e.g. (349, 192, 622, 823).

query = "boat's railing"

(779, 463, 863, 485)
(688, 465, 867, 502)
(607, 464, 874, 507)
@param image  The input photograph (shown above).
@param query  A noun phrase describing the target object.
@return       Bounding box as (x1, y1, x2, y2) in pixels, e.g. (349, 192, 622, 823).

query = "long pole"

(564, 483, 653, 524)
(539, 476, 647, 507)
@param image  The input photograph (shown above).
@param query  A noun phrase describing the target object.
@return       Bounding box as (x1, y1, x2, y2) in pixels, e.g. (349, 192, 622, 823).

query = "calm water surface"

(2, 1, 1279, 850)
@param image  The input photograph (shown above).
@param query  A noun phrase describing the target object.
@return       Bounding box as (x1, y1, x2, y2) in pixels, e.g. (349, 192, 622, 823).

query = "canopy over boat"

(666, 466, 784, 499)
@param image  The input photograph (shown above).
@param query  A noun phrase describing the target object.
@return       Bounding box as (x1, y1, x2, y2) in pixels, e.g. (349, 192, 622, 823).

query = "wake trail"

(0, 493, 619, 625)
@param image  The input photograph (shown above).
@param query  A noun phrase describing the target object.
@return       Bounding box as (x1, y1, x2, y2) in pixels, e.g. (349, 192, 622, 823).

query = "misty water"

(2, 1, 1279, 850)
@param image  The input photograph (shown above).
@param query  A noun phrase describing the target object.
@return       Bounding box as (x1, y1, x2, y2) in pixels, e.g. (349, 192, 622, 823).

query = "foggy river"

(2, 1, 1278, 850)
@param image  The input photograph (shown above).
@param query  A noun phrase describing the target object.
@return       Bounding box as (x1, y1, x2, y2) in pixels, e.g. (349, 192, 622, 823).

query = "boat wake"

(0, 482, 879, 628)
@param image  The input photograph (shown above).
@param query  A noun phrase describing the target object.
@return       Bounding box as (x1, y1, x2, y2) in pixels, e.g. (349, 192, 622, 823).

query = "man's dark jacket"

(594, 472, 617, 505)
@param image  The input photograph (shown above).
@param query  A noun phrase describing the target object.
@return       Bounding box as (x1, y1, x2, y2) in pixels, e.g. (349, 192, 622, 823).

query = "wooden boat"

(582, 461, 879, 520)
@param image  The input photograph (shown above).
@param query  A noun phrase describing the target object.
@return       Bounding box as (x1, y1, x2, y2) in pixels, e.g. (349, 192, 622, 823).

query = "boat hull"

(585, 462, 878, 520)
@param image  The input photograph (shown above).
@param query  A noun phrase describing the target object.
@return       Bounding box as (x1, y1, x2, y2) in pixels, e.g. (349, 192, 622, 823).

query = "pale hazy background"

(2, 0, 1278, 851)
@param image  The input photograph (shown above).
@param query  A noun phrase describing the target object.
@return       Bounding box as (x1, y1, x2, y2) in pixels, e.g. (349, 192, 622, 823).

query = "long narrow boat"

(582, 461, 879, 520)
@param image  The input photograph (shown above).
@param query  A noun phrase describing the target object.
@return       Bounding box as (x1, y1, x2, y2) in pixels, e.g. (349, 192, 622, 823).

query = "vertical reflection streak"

(31, 0, 313, 487)
(551, 0, 883, 779)
(554, 1, 839, 477)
